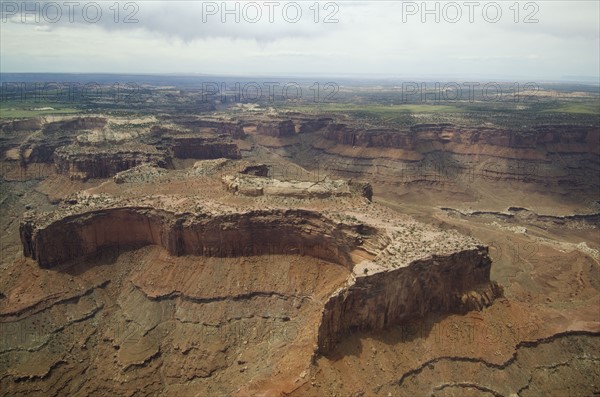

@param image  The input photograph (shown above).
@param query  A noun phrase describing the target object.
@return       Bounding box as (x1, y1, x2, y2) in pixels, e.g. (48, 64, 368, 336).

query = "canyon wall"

(171, 137, 241, 160)
(256, 120, 296, 137)
(0, 118, 44, 133)
(20, 203, 501, 357)
(317, 247, 501, 354)
(2, 117, 244, 178)
(170, 118, 246, 139)
(42, 117, 107, 135)
(53, 144, 170, 180)
(202, 120, 246, 139)
(299, 117, 333, 134)
(11, 117, 108, 164)
(320, 123, 599, 150)
(295, 123, 600, 191)
(20, 208, 366, 269)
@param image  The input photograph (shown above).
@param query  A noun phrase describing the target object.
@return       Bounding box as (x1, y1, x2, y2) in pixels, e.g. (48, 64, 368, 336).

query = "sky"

(0, 0, 599, 81)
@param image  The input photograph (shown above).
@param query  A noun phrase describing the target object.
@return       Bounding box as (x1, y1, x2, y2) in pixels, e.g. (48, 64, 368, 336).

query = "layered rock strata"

(169, 117, 246, 139)
(223, 174, 352, 198)
(20, 204, 362, 269)
(298, 117, 333, 134)
(171, 136, 241, 160)
(20, 194, 501, 354)
(53, 144, 170, 180)
(256, 120, 296, 137)
(1, 116, 245, 179)
(320, 123, 599, 150)
(317, 247, 501, 354)
(293, 122, 600, 191)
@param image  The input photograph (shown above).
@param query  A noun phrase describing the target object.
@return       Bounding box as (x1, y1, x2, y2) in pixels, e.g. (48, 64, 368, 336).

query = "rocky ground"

(0, 114, 598, 396)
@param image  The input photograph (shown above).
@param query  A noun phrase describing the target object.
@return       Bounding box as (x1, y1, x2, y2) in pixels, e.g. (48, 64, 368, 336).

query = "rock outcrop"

(292, 122, 600, 191)
(350, 181, 373, 201)
(0, 118, 44, 133)
(240, 164, 270, 177)
(1, 116, 244, 179)
(53, 144, 170, 180)
(317, 247, 501, 354)
(170, 117, 246, 139)
(299, 117, 332, 133)
(19, 192, 500, 356)
(256, 120, 296, 137)
(223, 174, 352, 198)
(320, 123, 599, 151)
(42, 117, 107, 135)
(20, 205, 363, 269)
(171, 137, 241, 160)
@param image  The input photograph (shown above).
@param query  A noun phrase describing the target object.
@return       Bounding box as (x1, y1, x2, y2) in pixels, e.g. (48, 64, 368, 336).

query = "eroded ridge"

(318, 246, 501, 354)
(19, 190, 501, 356)
(20, 201, 365, 269)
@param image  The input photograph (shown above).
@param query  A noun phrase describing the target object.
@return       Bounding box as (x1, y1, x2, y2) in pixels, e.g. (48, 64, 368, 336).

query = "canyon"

(1, 112, 598, 396)
(18, 182, 500, 359)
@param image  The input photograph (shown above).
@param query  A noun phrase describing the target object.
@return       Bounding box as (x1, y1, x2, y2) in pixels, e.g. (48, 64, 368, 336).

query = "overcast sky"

(1, 1, 598, 81)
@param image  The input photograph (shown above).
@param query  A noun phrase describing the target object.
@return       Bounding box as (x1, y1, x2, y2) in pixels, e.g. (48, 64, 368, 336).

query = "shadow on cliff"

(323, 312, 469, 361)
(49, 244, 146, 276)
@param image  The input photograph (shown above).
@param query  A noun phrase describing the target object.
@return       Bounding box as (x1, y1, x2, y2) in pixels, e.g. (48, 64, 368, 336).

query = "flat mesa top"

(23, 159, 482, 274)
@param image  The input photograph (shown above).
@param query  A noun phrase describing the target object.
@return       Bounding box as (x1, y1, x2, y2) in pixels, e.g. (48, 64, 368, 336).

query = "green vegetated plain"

(542, 102, 600, 115)
(0, 100, 81, 119)
(276, 91, 599, 129)
(0, 80, 598, 130)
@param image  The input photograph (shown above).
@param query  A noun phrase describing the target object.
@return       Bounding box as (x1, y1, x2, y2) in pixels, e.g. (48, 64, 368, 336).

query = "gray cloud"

(0, 1, 598, 80)
(1, 1, 345, 41)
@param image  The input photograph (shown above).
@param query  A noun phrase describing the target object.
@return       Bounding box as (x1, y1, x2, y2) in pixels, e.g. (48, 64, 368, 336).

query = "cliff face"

(53, 144, 170, 180)
(299, 118, 333, 134)
(303, 122, 600, 191)
(20, 201, 500, 358)
(210, 120, 246, 139)
(321, 123, 599, 151)
(317, 247, 501, 354)
(172, 118, 246, 139)
(171, 137, 241, 159)
(2, 117, 245, 179)
(10, 117, 108, 164)
(42, 117, 107, 135)
(20, 208, 365, 269)
(0, 118, 44, 133)
(322, 124, 413, 148)
(223, 174, 352, 199)
(256, 120, 296, 137)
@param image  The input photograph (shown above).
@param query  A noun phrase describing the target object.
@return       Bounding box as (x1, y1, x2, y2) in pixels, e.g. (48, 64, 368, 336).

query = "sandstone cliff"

(169, 117, 246, 139)
(299, 117, 333, 133)
(2, 117, 244, 179)
(256, 120, 296, 137)
(171, 137, 241, 160)
(296, 122, 600, 191)
(42, 117, 107, 135)
(317, 247, 501, 354)
(20, 206, 364, 269)
(53, 144, 170, 180)
(320, 123, 599, 151)
(20, 196, 500, 358)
